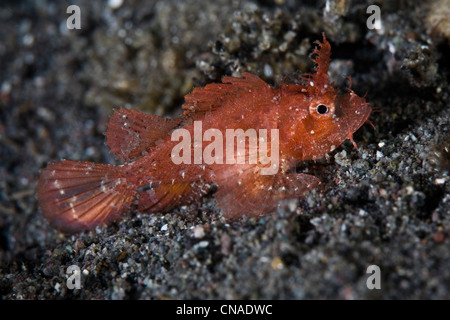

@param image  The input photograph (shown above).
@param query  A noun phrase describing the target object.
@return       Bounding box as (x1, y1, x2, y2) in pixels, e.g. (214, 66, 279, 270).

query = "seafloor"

(0, 0, 449, 299)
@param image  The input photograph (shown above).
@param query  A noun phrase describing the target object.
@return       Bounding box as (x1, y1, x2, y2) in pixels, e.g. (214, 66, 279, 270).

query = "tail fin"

(37, 160, 136, 233)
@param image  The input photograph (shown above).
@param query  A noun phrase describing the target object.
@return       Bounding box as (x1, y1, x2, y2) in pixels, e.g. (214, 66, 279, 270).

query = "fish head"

(279, 80, 372, 160)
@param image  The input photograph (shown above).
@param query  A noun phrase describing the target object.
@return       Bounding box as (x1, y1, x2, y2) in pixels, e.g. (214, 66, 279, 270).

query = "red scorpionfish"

(38, 34, 372, 233)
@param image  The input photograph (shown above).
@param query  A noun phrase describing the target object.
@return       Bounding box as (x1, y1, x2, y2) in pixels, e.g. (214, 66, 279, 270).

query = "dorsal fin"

(310, 33, 331, 84)
(106, 108, 181, 161)
(182, 72, 270, 120)
(297, 33, 331, 92)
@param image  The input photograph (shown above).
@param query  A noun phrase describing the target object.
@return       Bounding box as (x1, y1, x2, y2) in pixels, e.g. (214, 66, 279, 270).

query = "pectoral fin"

(214, 166, 321, 220)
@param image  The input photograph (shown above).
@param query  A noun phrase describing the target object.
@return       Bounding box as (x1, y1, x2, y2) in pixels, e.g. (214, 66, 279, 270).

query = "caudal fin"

(37, 160, 136, 233)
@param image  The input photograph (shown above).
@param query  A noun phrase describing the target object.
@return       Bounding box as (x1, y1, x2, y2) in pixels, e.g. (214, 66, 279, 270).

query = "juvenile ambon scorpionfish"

(38, 34, 372, 233)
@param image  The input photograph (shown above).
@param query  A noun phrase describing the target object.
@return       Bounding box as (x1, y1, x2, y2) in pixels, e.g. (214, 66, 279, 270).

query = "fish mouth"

(343, 99, 372, 132)
(354, 106, 372, 132)
(346, 106, 372, 148)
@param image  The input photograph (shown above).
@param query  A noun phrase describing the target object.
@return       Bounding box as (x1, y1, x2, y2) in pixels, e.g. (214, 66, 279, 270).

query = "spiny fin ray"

(182, 72, 270, 120)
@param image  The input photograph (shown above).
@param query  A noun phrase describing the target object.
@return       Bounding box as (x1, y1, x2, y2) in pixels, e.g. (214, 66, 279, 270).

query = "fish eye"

(316, 104, 328, 114)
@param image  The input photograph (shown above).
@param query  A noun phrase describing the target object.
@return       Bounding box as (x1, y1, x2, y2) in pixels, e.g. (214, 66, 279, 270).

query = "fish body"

(38, 34, 372, 233)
